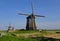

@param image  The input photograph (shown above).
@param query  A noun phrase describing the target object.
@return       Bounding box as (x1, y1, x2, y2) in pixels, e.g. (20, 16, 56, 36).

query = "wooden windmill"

(18, 2, 45, 30)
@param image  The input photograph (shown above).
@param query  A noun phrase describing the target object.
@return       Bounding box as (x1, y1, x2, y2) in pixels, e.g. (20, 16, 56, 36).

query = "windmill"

(18, 2, 45, 30)
(6, 24, 14, 32)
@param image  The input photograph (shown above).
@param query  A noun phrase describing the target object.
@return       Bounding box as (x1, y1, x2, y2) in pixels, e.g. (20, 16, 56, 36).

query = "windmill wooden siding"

(26, 15, 36, 30)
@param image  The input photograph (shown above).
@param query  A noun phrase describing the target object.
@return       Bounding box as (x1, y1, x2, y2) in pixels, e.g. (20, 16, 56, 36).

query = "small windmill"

(6, 24, 14, 32)
(18, 2, 45, 30)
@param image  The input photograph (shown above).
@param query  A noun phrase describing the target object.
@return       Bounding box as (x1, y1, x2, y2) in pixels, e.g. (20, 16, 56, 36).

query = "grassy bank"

(0, 35, 39, 41)
(0, 30, 40, 41)
(0, 30, 60, 41)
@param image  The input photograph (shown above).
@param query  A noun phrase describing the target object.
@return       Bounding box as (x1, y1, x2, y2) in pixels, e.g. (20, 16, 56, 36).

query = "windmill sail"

(35, 15, 45, 17)
(18, 13, 29, 16)
(31, 2, 34, 15)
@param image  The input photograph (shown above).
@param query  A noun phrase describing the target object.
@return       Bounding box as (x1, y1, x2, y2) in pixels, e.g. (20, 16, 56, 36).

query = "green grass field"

(0, 35, 39, 41)
(0, 30, 60, 41)
(0, 30, 40, 41)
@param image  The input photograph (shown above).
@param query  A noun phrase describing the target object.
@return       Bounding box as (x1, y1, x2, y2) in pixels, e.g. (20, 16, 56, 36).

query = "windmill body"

(18, 2, 45, 30)
(26, 14, 36, 30)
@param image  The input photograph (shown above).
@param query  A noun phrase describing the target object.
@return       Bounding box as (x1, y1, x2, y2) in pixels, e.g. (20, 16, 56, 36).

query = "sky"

(0, 0, 60, 30)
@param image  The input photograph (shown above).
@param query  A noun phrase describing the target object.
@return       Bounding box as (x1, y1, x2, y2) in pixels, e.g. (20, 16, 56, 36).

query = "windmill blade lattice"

(34, 15, 45, 17)
(18, 13, 29, 16)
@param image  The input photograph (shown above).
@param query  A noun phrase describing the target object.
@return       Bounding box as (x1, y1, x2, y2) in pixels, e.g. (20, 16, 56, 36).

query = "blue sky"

(0, 0, 60, 30)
